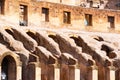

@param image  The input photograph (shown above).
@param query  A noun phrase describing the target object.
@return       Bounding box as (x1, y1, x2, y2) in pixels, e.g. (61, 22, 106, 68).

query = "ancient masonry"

(1, 0, 120, 80)
(1, 26, 120, 80)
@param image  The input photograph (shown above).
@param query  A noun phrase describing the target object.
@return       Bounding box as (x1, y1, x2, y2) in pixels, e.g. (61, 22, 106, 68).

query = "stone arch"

(0, 52, 22, 80)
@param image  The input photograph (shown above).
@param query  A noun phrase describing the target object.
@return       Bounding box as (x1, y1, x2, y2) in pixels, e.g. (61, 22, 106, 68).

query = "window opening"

(108, 16, 115, 28)
(19, 5, 28, 26)
(42, 8, 49, 22)
(0, 0, 5, 14)
(85, 14, 92, 26)
(63, 11, 71, 24)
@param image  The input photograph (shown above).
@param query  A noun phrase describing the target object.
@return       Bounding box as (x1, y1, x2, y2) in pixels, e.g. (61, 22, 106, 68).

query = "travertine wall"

(1, 0, 120, 33)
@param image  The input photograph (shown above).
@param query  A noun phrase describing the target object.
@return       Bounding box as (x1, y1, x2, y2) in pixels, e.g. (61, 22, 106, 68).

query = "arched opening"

(26, 31, 37, 41)
(0, 0, 5, 14)
(1, 55, 16, 80)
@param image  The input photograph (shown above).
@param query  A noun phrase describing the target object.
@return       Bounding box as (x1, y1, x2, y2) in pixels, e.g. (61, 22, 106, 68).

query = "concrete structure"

(0, 0, 120, 80)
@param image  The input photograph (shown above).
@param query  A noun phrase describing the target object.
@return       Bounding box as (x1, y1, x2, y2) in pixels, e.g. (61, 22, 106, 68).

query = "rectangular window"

(108, 16, 115, 28)
(0, 0, 5, 14)
(42, 8, 49, 22)
(19, 5, 28, 26)
(63, 11, 71, 24)
(85, 14, 92, 26)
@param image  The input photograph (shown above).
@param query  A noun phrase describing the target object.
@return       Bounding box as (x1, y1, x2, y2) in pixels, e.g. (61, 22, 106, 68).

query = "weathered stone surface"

(11, 27, 38, 52)
(0, 26, 120, 80)
(25, 28, 61, 57)
(1, 0, 120, 80)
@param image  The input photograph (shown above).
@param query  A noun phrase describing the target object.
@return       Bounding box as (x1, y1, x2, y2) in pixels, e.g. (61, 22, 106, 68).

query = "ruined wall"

(1, 0, 120, 33)
(1, 0, 120, 80)
(105, 0, 120, 10)
(36, 2, 120, 33)
(0, 26, 120, 80)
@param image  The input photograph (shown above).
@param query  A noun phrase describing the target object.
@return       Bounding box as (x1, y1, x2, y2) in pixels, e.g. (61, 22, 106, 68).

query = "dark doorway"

(0, 0, 5, 14)
(1, 56, 16, 80)
(19, 5, 28, 26)
(85, 14, 92, 26)
(42, 8, 49, 22)
(63, 11, 71, 24)
(108, 16, 115, 28)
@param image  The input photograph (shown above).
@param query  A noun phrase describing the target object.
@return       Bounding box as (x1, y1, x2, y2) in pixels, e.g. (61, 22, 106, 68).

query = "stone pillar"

(115, 69, 120, 80)
(60, 63, 69, 80)
(69, 65, 80, 80)
(48, 64, 54, 80)
(28, 62, 41, 80)
(98, 66, 106, 80)
(110, 69, 116, 80)
(69, 65, 75, 80)
(98, 66, 117, 80)
(107, 67, 117, 80)
(41, 62, 48, 80)
(87, 66, 98, 80)
(75, 68, 80, 80)
(80, 64, 88, 80)
(54, 64, 60, 80)
(75, 66, 80, 80)
(60, 53, 78, 80)
(36, 65, 41, 80)
(17, 65, 22, 80)
(48, 64, 60, 80)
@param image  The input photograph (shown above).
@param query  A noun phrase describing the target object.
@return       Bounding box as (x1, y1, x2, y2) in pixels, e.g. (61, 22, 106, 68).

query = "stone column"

(75, 66, 80, 80)
(28, 62, 41, 80)
(106, 66, 117, 80)
(48, 64, 60, 80)
(80, 63, 88, 80)
(115, 69, 120, 80)
(54, 64, 60, 80)
(98, 66, 106, 80)
(69, 65, 80, 80)
(60, 53, 78, 80)
(98, 66, 117, 80)
(87, 65, 98, 80)
(69, 65, 75, 80)
(17, 65, 22, 80)
(109, 68, 116, 80)
(60, 63, 69, 80)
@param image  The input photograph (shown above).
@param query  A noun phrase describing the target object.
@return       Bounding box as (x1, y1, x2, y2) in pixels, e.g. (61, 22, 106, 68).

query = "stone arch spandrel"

(0, 52, 21, 66)
(25, 29, 61, 57)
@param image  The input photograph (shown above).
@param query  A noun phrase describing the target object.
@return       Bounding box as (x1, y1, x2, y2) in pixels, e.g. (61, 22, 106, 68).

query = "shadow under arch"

(0, 52, 22, 80)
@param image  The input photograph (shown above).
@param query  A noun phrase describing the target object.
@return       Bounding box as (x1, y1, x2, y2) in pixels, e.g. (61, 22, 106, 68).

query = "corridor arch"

(0, 52, 22, 80)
